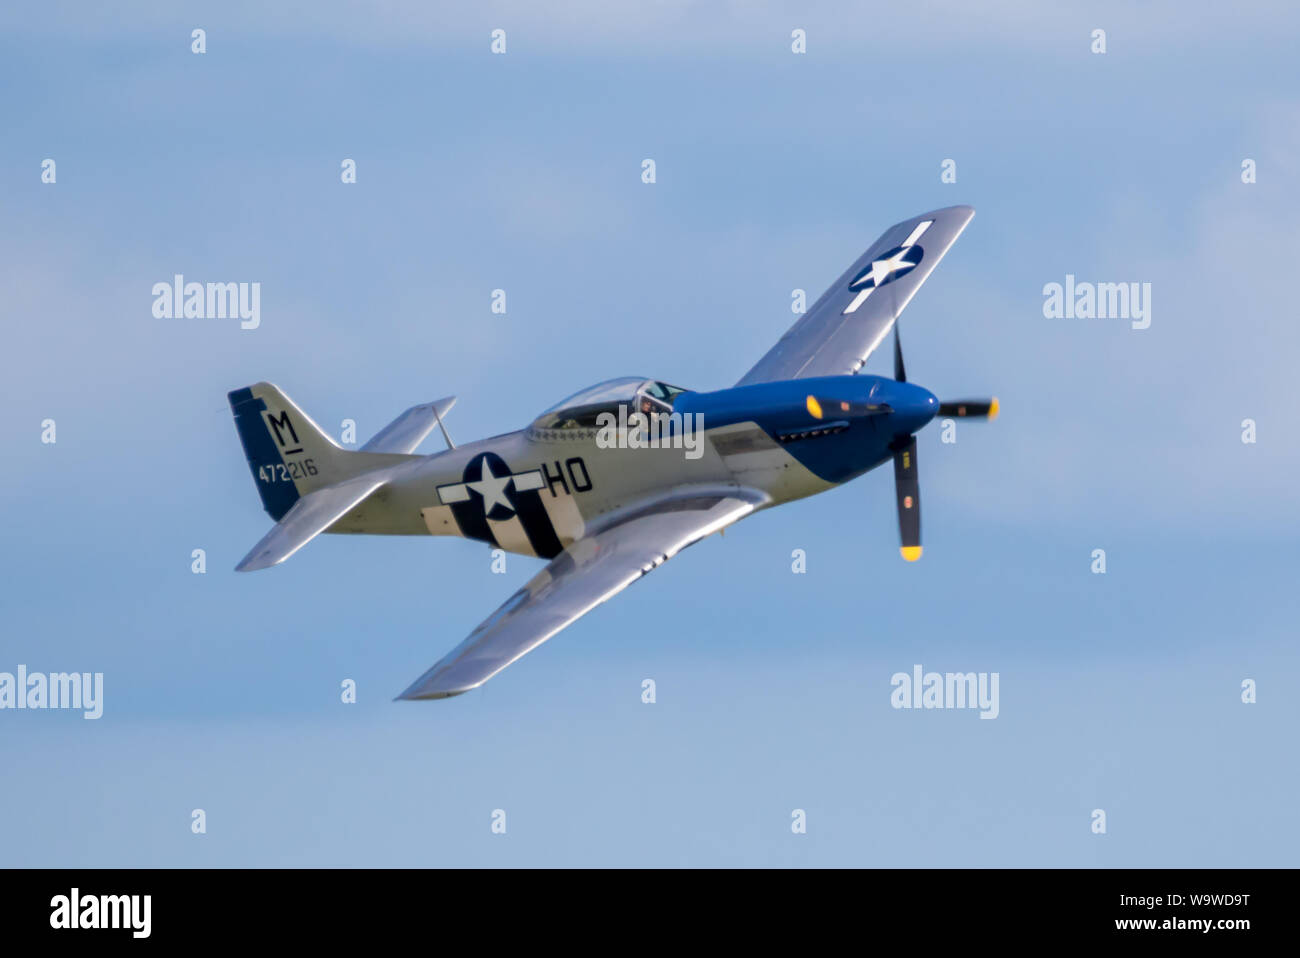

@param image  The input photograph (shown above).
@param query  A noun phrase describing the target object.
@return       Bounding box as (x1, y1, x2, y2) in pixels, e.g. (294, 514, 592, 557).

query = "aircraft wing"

(396, 489, 766, 700)
(235, 474, 386, 572)
(736, 205, 974, 386)
(360, 396, 457, 454)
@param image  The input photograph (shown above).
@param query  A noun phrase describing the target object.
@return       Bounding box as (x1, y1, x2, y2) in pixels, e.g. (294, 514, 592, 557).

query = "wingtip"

(396, 667, 479, 701)
(234, 553, 276, 573)
(395, 686, 469, 702)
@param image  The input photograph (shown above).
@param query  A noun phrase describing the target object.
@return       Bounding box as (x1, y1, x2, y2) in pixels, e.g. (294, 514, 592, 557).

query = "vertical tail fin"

(227, 383, 347, 520)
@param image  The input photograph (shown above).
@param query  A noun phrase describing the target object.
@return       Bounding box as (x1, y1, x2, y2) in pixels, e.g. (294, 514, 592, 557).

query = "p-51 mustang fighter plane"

(229, 205, 997, 700)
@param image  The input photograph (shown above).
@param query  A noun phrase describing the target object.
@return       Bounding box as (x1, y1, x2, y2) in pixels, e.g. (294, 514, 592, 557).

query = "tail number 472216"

(258, 459, 317, 483)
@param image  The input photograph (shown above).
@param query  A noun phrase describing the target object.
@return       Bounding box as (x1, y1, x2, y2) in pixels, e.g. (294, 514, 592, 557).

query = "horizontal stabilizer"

(360, 396, 457, 454)
(235, 475, 386, 572)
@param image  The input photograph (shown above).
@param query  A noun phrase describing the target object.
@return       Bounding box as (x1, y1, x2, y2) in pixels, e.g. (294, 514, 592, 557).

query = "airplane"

(228, 205, 997, 700)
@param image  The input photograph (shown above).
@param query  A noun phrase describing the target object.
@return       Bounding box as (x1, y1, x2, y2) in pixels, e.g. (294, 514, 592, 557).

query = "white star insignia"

(857, 247, 916, 289)
(467, 458, 514, 515)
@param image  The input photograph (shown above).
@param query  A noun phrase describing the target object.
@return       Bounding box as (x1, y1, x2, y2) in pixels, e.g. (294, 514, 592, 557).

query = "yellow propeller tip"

(806, 395, 823, 419)
(900, 546, 923, 562)
(988, 397, 1000, 420)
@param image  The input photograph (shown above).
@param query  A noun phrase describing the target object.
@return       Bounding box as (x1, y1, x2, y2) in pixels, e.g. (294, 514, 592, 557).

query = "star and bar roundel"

(841, 219, 932, 315)
(436, 452, 564, 558)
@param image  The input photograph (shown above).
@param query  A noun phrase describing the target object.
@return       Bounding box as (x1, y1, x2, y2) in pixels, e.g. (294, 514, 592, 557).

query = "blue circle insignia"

(848, 244, 924, 291)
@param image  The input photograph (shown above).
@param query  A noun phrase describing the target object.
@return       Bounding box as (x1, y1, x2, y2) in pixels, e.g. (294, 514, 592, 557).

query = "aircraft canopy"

(533, 377, 689, 430)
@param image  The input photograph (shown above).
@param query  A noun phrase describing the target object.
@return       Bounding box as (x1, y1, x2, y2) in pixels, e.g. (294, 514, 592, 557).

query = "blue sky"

(1, 1, 1297, 866)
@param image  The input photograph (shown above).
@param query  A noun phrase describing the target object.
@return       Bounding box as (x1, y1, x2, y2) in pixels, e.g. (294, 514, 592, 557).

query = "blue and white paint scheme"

(227, 205, 997, 700)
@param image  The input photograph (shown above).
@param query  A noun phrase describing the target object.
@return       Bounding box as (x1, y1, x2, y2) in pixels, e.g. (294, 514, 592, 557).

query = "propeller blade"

(893, 323, 907, 383)
(892, 436, 921, 561)
(806, 395, 891, 420)
(937, 398, 999, 420)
